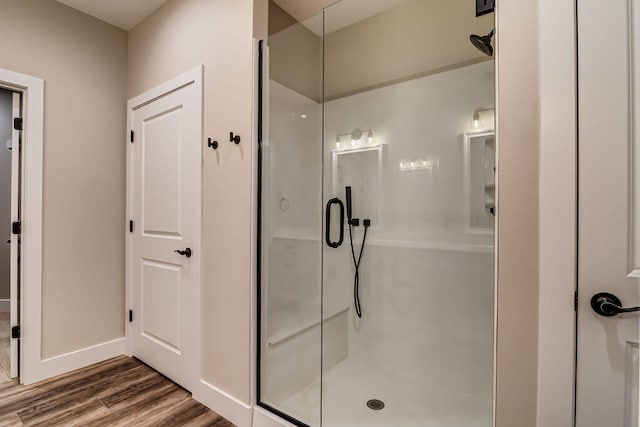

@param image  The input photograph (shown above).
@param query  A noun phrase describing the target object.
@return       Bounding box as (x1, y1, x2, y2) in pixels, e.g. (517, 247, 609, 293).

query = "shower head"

(470, 29, 495, 57)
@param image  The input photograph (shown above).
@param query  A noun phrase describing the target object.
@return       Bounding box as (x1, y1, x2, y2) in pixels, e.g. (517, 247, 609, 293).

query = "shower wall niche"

(259, 1, 495, 426)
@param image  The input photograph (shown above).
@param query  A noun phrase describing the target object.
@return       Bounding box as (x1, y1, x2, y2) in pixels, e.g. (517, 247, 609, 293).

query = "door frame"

(9, 91, 20, 379)
(537, 0, 578, 425)
(0, 68, 44, 385)
(124, 65, 204, 377)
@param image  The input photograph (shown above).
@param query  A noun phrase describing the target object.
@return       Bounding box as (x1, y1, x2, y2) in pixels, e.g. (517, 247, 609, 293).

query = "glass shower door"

(321, 1, 496, 426)
(257, 9, 323, 425)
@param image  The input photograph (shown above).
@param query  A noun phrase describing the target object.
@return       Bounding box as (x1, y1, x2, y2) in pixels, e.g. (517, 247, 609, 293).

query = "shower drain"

(366, 399, 385, 410)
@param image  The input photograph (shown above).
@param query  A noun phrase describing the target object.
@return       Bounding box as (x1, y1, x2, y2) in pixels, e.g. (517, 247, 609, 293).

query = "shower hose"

(348, 220, 369, 318)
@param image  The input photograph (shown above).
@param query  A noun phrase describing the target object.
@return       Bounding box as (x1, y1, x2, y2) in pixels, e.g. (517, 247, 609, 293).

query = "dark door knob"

(174, 248, 192, 258)
(591, 292, 640, 317)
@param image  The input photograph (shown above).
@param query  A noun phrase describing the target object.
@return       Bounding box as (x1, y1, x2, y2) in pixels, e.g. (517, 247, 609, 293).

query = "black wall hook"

(230, 132, 241, 144)
(207, 138, 218, 150)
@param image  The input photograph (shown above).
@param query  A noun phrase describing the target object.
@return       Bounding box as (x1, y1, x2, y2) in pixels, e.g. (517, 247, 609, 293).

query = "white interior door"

(129, 68, 202, 391)
(577, 0, 640, 425)
(9, 92, 20, 379)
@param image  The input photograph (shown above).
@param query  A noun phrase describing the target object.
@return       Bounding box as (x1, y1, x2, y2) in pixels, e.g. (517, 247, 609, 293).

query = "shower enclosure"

(258, 1, 496, 425)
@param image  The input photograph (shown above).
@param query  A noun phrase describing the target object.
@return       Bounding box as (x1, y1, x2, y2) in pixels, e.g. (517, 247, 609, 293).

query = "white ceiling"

(56, 0, 169, 31)
(274, 0, 412, 36)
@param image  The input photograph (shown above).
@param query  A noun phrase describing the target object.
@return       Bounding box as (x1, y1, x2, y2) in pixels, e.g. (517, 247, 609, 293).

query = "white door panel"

(10, 92, 20, 379)
(130, 70, 202, 392)
(141, 259, 181, 352)
(577, 0, 640, 425)
(142, 105, 182, 235)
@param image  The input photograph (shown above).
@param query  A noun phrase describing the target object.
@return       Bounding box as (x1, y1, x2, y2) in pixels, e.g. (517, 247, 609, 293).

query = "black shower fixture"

(345, 186, 370, 318)
(470, 29, 495, 57)
(324, 186, 370, 318)
(476, 0, 495, 17)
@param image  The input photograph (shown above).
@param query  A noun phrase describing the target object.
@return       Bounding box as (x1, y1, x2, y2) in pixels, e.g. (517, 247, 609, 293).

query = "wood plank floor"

(0, 355, 235, 426)
(0, 312, 9, 383)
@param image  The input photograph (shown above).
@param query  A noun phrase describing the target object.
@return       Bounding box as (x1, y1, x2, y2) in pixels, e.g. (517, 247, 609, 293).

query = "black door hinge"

(129, 220, 134, 233)
(574, 291, 579, 311)
(11, 325, 20, 339)
(13, 118, 23, 131)
(130, 130, 134, 143)
(129, 309, 133, 322)
(12, 221, 21, 235)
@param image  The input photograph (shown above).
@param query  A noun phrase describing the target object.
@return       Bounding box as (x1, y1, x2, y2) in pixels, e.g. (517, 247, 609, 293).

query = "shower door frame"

(255, 40, 313, 427)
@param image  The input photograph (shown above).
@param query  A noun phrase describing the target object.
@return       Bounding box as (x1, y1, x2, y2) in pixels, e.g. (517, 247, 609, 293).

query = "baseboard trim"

(22, 337, 126, 385)
(0, 299, 9, 312)
(252, 407, 298, 427)
(193, 379, 252, 427)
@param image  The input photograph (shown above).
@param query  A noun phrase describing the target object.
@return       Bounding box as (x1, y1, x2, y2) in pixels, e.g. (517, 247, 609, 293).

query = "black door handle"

(174, 248, 192, 258)
(325, 198, 344, 249)
(591, 292, 640, 317)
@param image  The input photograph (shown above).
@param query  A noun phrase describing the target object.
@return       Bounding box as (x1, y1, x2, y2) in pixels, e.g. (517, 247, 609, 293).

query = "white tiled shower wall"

(262, 61, 495, 415)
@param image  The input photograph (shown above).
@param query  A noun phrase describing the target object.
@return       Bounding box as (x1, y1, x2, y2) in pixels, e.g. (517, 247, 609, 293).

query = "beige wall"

(495, 0, 540, 425)
(265, 0, 322, 102)
(324, 0, 493, 99)
(265, 0, 493, 101)
(268, 1, 297, 36)
(0, 0, 128, 359)
(268, 18, 322, 102)
(0, 89, 11, 300)
(254, 0, 269, 40)
(271, 0, 335, 23)
(128, 0, 255, 404)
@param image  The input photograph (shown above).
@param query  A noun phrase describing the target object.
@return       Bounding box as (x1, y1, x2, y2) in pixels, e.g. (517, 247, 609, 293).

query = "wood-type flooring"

(0, 355, 235, 426)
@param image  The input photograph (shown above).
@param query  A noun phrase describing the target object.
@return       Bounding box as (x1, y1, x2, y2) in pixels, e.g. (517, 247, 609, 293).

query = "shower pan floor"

(281, 358, 492, 427)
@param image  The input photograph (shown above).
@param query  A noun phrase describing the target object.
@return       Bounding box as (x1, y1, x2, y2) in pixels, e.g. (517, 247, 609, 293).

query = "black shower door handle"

(325, 198, 345, 248)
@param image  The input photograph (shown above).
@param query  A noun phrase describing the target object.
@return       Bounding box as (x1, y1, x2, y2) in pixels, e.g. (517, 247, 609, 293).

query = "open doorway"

(0, 87, 21, 383)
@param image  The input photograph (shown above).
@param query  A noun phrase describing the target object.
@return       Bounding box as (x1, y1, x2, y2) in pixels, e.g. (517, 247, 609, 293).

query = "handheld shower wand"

(346, 186, 353, 224)
(345, 186, 370, 318)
